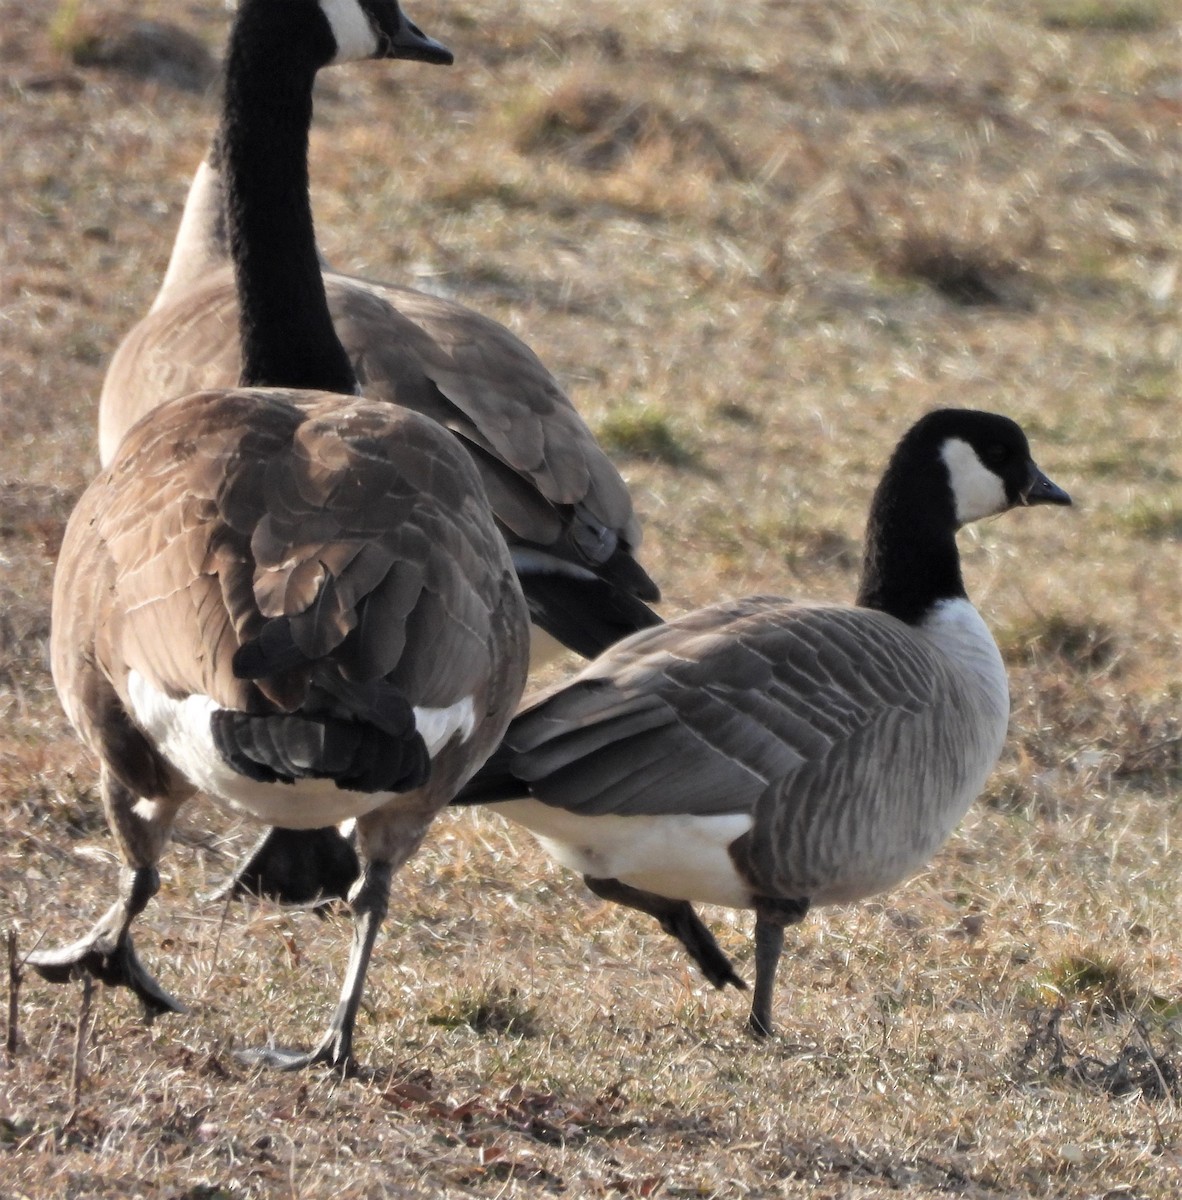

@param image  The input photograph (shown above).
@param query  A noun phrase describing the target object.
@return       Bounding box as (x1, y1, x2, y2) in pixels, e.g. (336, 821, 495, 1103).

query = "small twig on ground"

(5, 928, 20, 1061)
(67, 975, 95, 1120)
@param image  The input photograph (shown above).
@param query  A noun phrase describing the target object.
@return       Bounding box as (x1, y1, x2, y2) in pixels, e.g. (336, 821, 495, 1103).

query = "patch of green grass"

(1041, 1, 1164, 32)
(427, 983, 540, 1037)
(1038, 953, 1141, 1016)
(596, 405, 700, 467)
(48, 0, 89, 57)
(1114, 497, 1182, 540)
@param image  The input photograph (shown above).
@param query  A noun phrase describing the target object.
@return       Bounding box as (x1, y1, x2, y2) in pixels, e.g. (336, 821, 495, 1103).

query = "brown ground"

(1, 0, 1180, 1196)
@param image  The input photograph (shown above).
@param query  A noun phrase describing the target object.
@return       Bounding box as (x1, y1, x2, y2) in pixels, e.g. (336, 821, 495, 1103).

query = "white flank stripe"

(494, 799, 754, 909)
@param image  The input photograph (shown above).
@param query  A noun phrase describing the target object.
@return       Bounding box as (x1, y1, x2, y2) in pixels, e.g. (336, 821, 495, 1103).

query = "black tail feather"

(223, 826, 360, 906)
(210, 710, 430, 793)
(520, 571, 662, 659)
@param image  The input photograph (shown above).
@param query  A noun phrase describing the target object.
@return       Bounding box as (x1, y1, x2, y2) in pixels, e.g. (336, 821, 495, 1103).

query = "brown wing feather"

(99, 267, 647, 580)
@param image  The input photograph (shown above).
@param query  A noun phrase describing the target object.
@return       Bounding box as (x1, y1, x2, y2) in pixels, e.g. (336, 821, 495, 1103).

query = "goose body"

(492, 597, 1008, 909)
(99, 155, 660, 662)
(32, 0, 529, 1071)
(456, 409, 1071, 1035)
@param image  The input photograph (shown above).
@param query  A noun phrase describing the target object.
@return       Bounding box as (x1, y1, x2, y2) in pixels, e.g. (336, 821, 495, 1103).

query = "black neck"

(220, 3, 357, 394)
(855, 463, 967, 625)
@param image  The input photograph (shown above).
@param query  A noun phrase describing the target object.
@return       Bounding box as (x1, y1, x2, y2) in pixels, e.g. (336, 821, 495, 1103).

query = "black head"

(319, 0, 453, 66)
(858, 409, 1071, 622)
(894, 409, 1071, 528)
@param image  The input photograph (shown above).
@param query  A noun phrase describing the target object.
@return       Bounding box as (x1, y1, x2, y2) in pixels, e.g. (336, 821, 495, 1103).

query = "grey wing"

(69, 388, 529, 803)
(343, 278, 640, 543)
(238, 395, 528, 725)
(499, 599, 940, 820)
(337, 279, 659, 613)
(89, 388, 526, 739)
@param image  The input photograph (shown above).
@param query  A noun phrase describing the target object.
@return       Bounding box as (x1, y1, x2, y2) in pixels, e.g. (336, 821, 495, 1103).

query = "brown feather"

(56, 388, 529, 807)
(99, 267, 650, 593)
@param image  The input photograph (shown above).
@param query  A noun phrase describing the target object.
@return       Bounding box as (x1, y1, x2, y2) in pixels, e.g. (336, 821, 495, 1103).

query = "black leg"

(236, 858, 392, 1073)
(748, 916, 783, 1038)
(584, 876, 746, 991)
(28, 865, 184, 1018)
(747, 895, 809, 1038)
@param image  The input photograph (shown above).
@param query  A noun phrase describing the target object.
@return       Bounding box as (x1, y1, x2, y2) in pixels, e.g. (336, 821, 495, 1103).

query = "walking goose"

(30, 0, 529, 1072)
(455, 409, 1071, 1036)
(98, 103, 660, 665)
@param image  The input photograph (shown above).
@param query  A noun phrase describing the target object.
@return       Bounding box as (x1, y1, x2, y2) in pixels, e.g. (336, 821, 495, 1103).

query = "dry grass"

(2, 0, 1180, 1195)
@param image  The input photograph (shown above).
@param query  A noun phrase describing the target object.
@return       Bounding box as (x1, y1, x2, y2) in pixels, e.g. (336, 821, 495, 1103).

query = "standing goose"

(98, 116, 660, 665)
(30, 0, 529, 1072)
(455, 409, 1071, 1036)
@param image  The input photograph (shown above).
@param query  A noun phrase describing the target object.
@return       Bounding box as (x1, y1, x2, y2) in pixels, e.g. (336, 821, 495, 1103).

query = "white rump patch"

(413, 696, 476, 756)
(126, 671, 414, 828)
(941, 437, 1008, 524)
(321, 0, 379, 62)
(493, 799, 755, 909)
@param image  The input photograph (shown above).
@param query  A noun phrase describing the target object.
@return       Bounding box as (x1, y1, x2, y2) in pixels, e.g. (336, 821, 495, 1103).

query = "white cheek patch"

(941, 437, 1008, 524)
(321, 0, 379, 62)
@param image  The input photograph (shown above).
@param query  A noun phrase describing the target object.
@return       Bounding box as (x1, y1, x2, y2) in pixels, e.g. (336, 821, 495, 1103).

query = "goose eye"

(981, 443, 1009, 468)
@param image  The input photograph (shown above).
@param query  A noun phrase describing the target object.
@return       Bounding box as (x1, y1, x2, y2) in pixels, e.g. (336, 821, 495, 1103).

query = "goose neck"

(855, 489, 966, 626)
(220, 4, 356, 395)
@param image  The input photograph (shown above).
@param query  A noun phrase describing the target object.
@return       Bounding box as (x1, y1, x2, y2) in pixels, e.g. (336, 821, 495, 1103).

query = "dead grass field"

(2, 0, 1180, 1195)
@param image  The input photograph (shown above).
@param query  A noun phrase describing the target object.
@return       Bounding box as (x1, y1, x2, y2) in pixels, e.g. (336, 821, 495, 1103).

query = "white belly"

(494, 799, 754, 909)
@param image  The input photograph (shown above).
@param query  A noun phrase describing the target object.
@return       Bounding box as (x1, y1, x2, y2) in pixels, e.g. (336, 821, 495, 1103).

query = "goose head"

(319, 0, 453, 66)
(229, 0, 453, 72)
(856, 409, 1070, 623)
(895, 408, 1072, 528)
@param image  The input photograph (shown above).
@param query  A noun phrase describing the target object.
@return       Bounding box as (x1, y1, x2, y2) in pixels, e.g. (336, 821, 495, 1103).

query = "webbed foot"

(234, 1025, 353, 1074)
(29, 868, 183, 1019)
(234, 857, 393, 1072)
(661, 906, 747, 992)
(29, 932, 185, 1017)
(584, 876, 747, 991)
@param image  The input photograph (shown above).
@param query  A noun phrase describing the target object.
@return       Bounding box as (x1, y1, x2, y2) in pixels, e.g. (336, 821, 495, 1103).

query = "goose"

(29, 0, 529, 1072)
(98, 91, 660, 666)
(97, 15, 663, 909)
(454, 409, 1071, 1036)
